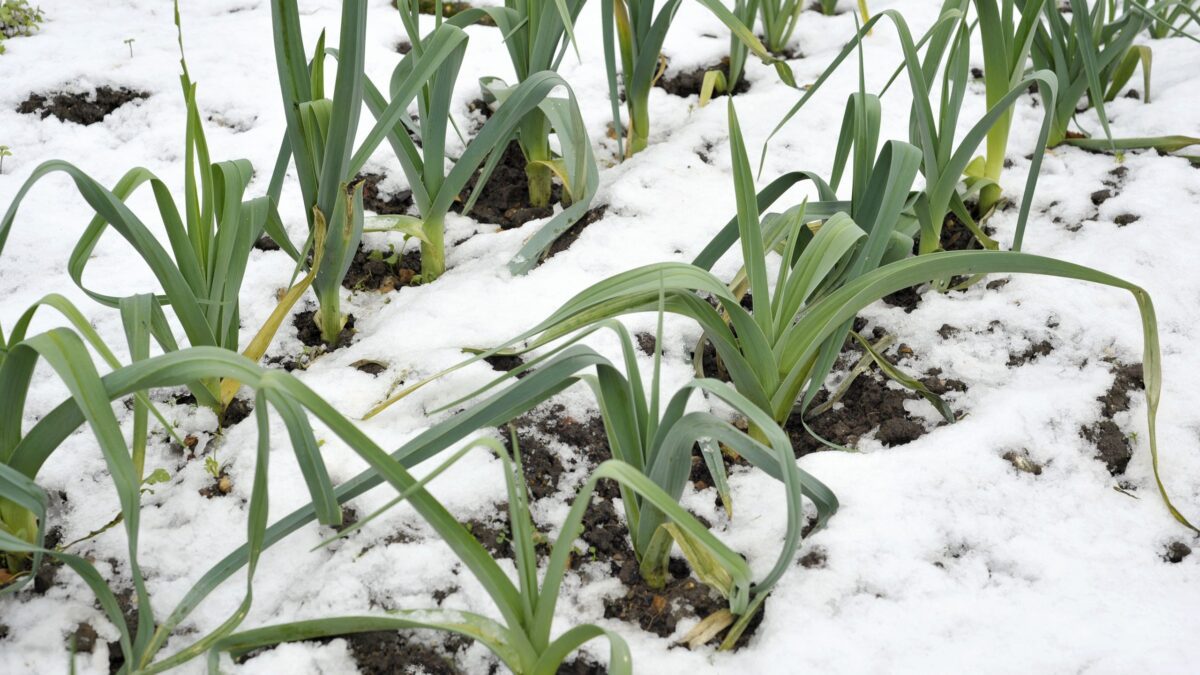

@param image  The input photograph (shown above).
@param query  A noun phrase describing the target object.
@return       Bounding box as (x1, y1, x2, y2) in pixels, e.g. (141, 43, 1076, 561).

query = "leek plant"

(1134, 0, 1200, 39)
(421, 0, 587, 210)
(0, 4, 303, 413)
(399, 100, 1193, 534)
(601, 0, 791, 158)
(0, 332, 348, 673)
(430, 314, 838, 646)
(1029, 0, 1199, 153)
(816, 0, 871, 19)
(764, 7, 1057, 251)
(1, 308, 823, 670)
(269, 0, 371, 344)
(699, 0, 757, 106)
(376, 6, 599, 277)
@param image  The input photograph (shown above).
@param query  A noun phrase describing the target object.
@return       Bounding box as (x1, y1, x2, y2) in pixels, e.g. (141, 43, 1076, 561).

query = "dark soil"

(1114, 213, 1140, 226)
(483, 352, 527, 375)
(253, 234, 280, 251)
(1007, 339, 1055, 367)
(170, 394, 252, 429)
(31, 525, 64, 594)
(453, 140, 563, 229)
(603, 561, 764, 648)
(635, 332, 658, 356)
(345, 631, 464, 675)
(17, 87, 148, 125)
(220, 397, 254, 428)
(536, 205, 609, 265)
(463, 503, 554, 563)
(1080, 362, 1144, 476)
(240, 629, 468, 675)
(1163, 541, 1192, 563)
(359, 173, 415, 216)
(556, 656, 607, 675)
(787, 336, 966, 456)
(294, 309, 356, 350)
(883, 215, 991, 311)
(341, 246, 422, 292)
(656, 57, 750, 99)
(502, 405, 611, 501)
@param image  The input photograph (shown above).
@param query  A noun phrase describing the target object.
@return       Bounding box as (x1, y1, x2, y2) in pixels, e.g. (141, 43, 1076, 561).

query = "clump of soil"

(1114, 213, 1140, 226)
(1080, 362, 1144, 475)
(482, 352, 527, 375)
(1163, 541, 1192, 563)
(359, 173, 415, 216)
(453, 140, 563, 229)
(342, 246, 422, 292)
(171, 394, 252, 429)
(1007, 339, 1055, 367)
(17, 87, 148, 125)
(656, 57, 750, 99)
(253, 234, 280, 251)
(294, 310, 356, 350)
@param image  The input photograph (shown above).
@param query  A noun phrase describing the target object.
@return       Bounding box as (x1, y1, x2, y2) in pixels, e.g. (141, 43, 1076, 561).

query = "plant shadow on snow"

(17, 87, 148, 125)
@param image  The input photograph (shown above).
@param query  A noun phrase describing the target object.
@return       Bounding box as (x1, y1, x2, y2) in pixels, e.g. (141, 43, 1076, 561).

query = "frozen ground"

(0, 0, 1198, 672)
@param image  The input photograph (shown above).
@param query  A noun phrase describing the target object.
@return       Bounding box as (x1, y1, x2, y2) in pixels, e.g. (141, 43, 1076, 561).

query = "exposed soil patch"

(787, 335, 966, 456)
(502, 404, 610, 501)
(359, 173, 415, 216)
(345, 631, 464, 675)
(240, 629, 468, 675)
(342, 246, 422, 292)
(603, 561, 764, 648)
(1114, 213, 1140, 226)
(253, 234, 280, 251)
(17, 87, 148, 125)
(1080, 362, 1144, 475)
(556, 657, 607, 674)
(454, 140, 563, 229)
(656, 57, 750, 99)
(294, 309, 356, 350)
(1007, 339, 1055, 367)
(883, 215, 991, 311)
(537, 205, 609, 265)
(482, 352, 527, 375)
(1163, 541, 1192, 563)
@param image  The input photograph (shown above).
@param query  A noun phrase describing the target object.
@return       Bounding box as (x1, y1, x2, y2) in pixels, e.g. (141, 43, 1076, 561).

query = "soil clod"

(18, 87, 148, 125)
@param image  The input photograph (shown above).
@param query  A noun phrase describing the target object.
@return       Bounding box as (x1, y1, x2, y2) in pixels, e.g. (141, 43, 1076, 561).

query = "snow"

(1, 0, 1198, 673)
